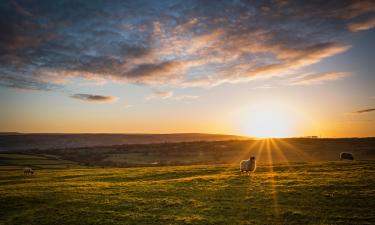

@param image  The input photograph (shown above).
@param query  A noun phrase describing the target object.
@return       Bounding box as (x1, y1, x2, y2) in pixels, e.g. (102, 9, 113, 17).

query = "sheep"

(23, 167, 34, 175)
(340, 152, 354, 160)
(240, 156, 256, 175)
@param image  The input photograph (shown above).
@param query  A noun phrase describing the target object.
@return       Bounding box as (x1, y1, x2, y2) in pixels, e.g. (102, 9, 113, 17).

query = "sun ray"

(215, 139, 261, 178)
(270, 139, 290, 166)
(265, 139, 279, 217)
(255, 139, 266, 164)
(276, 138, 314, 162)
(270, 139, 303, 184)
(232, 140, 261, 165)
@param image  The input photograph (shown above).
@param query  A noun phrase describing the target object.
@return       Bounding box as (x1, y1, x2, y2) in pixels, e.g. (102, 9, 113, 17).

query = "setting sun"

(242, 104, 294, 138)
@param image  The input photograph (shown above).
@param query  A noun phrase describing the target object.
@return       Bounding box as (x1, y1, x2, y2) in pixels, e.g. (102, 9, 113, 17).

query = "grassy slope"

(0, 154, 79, 170)
(0, 161, 374, 225)
(24, 138, 375, 167)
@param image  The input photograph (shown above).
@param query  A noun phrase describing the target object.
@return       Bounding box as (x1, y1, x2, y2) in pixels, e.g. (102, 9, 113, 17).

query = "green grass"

(27, 138, 375, 167)
(0, 161, 374, 225)
(0, 153, 78, 170)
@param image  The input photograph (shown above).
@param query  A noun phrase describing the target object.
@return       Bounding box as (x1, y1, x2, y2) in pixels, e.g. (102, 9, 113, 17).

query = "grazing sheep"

(23, 167, 34, 175)
(240, 156, 256, 175)
(340, 152, 354, 160)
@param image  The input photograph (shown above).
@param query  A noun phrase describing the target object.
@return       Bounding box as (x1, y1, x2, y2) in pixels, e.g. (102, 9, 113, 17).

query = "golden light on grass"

(270, 138, 290, 166)
(265, 139, 280, 217)
(275, 138, 315, 162)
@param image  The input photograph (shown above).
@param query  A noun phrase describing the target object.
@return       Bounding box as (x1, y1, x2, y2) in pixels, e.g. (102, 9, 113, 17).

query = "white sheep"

(240, 156, 256, 175)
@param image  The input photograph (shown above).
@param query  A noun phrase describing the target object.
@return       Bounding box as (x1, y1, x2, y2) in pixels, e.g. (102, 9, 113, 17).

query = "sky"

(0, 0, 374, 137)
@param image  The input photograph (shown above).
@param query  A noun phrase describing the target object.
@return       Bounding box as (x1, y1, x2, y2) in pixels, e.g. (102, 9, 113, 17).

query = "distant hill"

(3, 138, 374, 167)
(0, 132, 21, 135)
(0, 133, 249, 151)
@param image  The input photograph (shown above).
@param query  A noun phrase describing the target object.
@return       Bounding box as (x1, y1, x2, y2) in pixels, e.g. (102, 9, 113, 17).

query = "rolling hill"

(0, 133, 248, 151)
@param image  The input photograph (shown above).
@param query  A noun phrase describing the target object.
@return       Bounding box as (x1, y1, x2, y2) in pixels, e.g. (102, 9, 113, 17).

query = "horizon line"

(0, 131, 374, 139)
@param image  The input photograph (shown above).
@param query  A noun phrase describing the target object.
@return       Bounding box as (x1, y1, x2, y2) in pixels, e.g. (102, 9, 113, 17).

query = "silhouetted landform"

(0, 132, 21, 135)
(4, 138, 374, 167)
(0, 133, 248, 151)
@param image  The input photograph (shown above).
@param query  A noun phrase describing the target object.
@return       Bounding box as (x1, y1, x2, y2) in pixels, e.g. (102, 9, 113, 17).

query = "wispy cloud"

(0, 0, 373, 91)
(338, 1, 375, 19)
(124, 104, 133, 108)
(348, 17, 375, 32)
(351, 108, 375, 114)
(289, 72, 349, 86)
(70, 94, 118, 103)
(146, 90, 199, 101)
(145, 91, 173, 100)
(252, 84, 274, 90)
(174, 95, 199, 101)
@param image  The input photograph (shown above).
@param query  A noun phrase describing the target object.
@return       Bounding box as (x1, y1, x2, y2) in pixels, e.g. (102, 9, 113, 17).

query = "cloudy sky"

(0, 0, 374, 137)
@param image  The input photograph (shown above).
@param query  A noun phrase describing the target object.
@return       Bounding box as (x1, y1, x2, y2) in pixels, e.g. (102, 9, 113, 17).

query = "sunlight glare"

(243, 103, 294, 138)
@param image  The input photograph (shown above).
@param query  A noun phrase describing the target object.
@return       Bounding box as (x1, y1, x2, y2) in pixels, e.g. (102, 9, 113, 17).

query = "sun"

(242, 103, 294, 138)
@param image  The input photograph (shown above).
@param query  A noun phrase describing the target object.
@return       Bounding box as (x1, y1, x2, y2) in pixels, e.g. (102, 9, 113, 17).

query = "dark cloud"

(0, 0, 374, 89)
(337, 1, 375, 19)
(352, 108, 375, 114)
(127, 61, 182, 78)
(0, 72, 57, 91)
(70, 93, 117, 103)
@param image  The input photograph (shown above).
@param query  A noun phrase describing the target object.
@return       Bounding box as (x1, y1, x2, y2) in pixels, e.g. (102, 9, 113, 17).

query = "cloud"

(338, 1, 375, 19)
(0, 73, 58, 91)
(70, 94, 117, 103)
(146, 90, 199, 101)
(124, 104, 133, 108)
(352, 108, 375, 114)
(127, 62, 178, 78)
(348, 17, 375, 32)
(290, 72, 349, 86)
(174, 95, 199, 101)
(252, 84, 274, 90)
(145, 90, 173, 100)
(123, 61, 191, 85)
(0, 0, 372, 90)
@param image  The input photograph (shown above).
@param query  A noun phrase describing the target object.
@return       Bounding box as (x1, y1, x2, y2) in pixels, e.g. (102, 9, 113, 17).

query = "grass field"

(12, 138, 374, 168)
(1, 161, 374, 225)
(0, 154, 79, 170)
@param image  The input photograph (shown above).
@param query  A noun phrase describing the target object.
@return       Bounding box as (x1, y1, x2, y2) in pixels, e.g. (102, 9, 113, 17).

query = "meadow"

(22, 138, 375, 167)
(0, 153, 79, 170)
(1, 161, 374, 225)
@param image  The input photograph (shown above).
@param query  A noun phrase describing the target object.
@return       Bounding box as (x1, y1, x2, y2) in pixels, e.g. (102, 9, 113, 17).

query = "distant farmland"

(0, 133, 248, 151)
(0, 153, 79, 170)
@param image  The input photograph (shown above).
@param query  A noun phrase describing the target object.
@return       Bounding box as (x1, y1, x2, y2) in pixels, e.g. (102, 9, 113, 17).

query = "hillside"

(0, 153, 80, 170)
(7, 138, 375, 167)
(0, 133, 248, 151)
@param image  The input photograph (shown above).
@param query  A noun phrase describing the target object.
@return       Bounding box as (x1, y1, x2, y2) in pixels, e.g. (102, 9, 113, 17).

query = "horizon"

(1, 131, 375, 139)
(1, 1, 375, 138)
